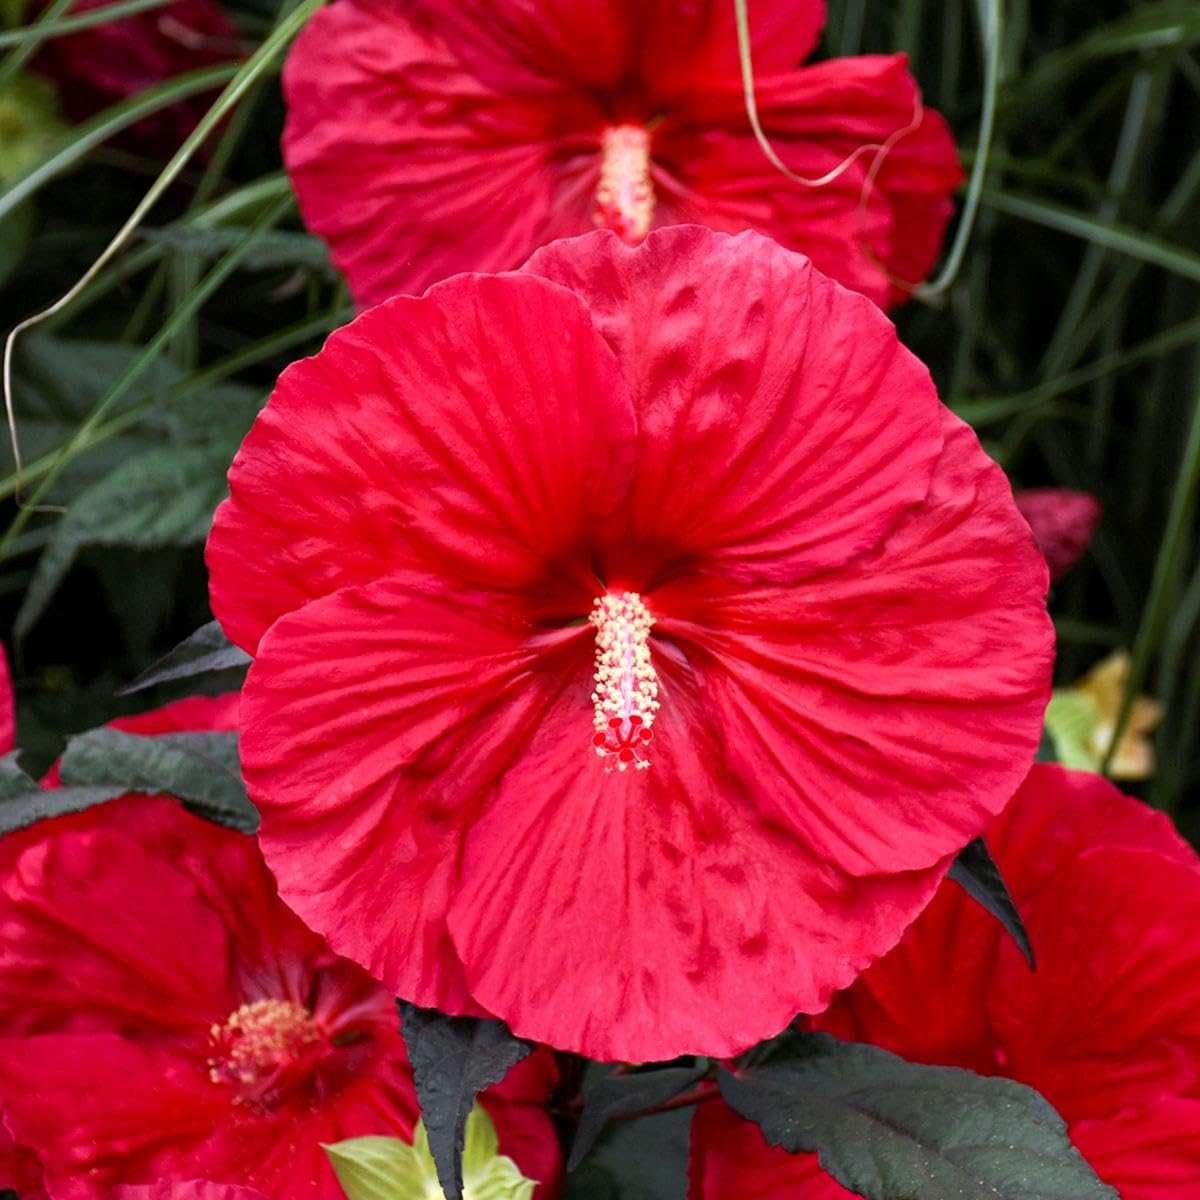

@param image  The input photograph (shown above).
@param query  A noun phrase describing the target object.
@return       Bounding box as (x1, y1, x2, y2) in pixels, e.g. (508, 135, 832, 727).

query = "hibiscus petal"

(0, 821, 233, 1036)
(208, 271, 636, 653)
(0, 1033, 227, 1200)
(983, 764, 1197, 901)
(524, 226, 944, 585)
(1070, 1099, 1200, 1200)
(114, 1186, 270, 1200)
(241, 576, 589, 1014)
(653, 409, 1051, 877)
(812, 877, 1003, 1078)
(416, 0, 825, 99)
(688, 1098, 853, 1200)
(446, 657, 948, 1060)
(283, 0, 566, 307)
(0, 1116, 44, 1200)
(988, 845, 1200, 1123)
(656, 55, 963, 307)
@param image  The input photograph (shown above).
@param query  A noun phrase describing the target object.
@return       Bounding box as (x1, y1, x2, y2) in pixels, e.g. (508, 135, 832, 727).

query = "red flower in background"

(33, 0, 240, 153)
(115, 1188, 269, 1200)
(207, 227, 1052, 1061)
(0, 644, 12, 753)
(1015, 488, 1101, 582)
(688, 765, 1200, 1199)
(282, 0, 961, 308)
(0, 697, 560, 1200)
(0, 648, 43, 1200)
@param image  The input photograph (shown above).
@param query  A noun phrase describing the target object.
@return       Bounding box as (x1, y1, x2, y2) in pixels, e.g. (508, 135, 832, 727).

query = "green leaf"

(0, 62, 240, 222)
(0, 73, 64, 181)
(397, 1002, 534, 1200)
(568, 1064, 707, 1171)
(15, 444, 231, 638)
(947, 838, 1035, 970)
(57, 728, 257, 833)
(0, 752, 122, 833)
(140, 223, 335, 276)
(717, 1033, 1115, 1200)
(983, 190, 1200, 284)
(562, 1109, 692, 1200)
(326, 1108, 536, 1200)
(119, 620, 250, 695)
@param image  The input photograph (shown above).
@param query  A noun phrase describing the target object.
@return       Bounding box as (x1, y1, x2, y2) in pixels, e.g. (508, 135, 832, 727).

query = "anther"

(207, 998, 320, 1093)
(594, 125, 655, 244)
(589, 592, 659, 771)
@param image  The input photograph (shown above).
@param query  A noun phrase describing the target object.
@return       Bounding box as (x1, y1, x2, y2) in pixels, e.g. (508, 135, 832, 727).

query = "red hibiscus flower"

(688, 764, 1200, 1199)
(1014, 488, 1101, 582)
(0, 697, 560, 1200)
(33, 0, 240, 153)
(206, 226, 1053, 1061)
(282, 0, 962, 309)
(115, 1187, 269, 1200)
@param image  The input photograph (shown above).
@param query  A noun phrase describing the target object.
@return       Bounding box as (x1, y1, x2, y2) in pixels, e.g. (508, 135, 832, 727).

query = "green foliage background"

(0, 0, 1197, 828)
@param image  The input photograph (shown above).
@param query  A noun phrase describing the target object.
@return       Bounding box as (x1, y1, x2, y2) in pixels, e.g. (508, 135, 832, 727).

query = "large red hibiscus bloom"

(0, 698, 559, 1200)
(282, 0, 961, 308)
(688, 764, 1200, 1199)
(207, 227, 1053, 1061)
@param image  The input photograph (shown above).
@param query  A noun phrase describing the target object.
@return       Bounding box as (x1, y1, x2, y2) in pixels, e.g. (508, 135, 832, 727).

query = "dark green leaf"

(562, 1108, 692, 1200)
(718, 1033, 1115, 1200)
(15, 444, 231, 638)
(568, 1064, 707, 1171)
(1035, 727, 1059, 764)
(0, 752, 123, 833)
(119, 620, 250, 695)
(948, 838, 1036, 970)
(58, 728, 257, 833)
(141, 223, 336, 276)
(0, 754, 37, 800)
(397, 1001, 534, 1200)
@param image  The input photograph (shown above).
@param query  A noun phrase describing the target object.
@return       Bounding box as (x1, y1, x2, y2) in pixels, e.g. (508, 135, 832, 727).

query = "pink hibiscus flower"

(282, 0, 962, 308)
(0, 696, 560, 1200)
(688, 765, 1200, 1199)
(206, 226, 1053, 1061)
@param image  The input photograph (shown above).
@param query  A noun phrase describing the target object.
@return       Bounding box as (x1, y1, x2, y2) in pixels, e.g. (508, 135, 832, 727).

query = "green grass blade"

(0, 0, 173, 48)
(983, 189, 1200, 282)
(0, 192, 292, 559)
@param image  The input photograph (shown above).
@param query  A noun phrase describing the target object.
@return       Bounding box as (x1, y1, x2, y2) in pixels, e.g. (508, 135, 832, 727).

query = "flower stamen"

(594, 125, 655, 244)
(590, 592, 659, 771)
(207, 997, 320, 1095)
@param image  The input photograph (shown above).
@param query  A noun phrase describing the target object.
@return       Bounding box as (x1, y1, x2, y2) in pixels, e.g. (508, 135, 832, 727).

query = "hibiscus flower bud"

(1014, 488, 1101, 582)
(327, 1106, 536, 1200)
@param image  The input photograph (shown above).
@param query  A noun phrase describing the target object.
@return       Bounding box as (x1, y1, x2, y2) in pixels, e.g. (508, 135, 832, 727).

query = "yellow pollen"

(594, 125, 655, 244)
(589, 592, 659, 771)
(207, 998, 320, 1089)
